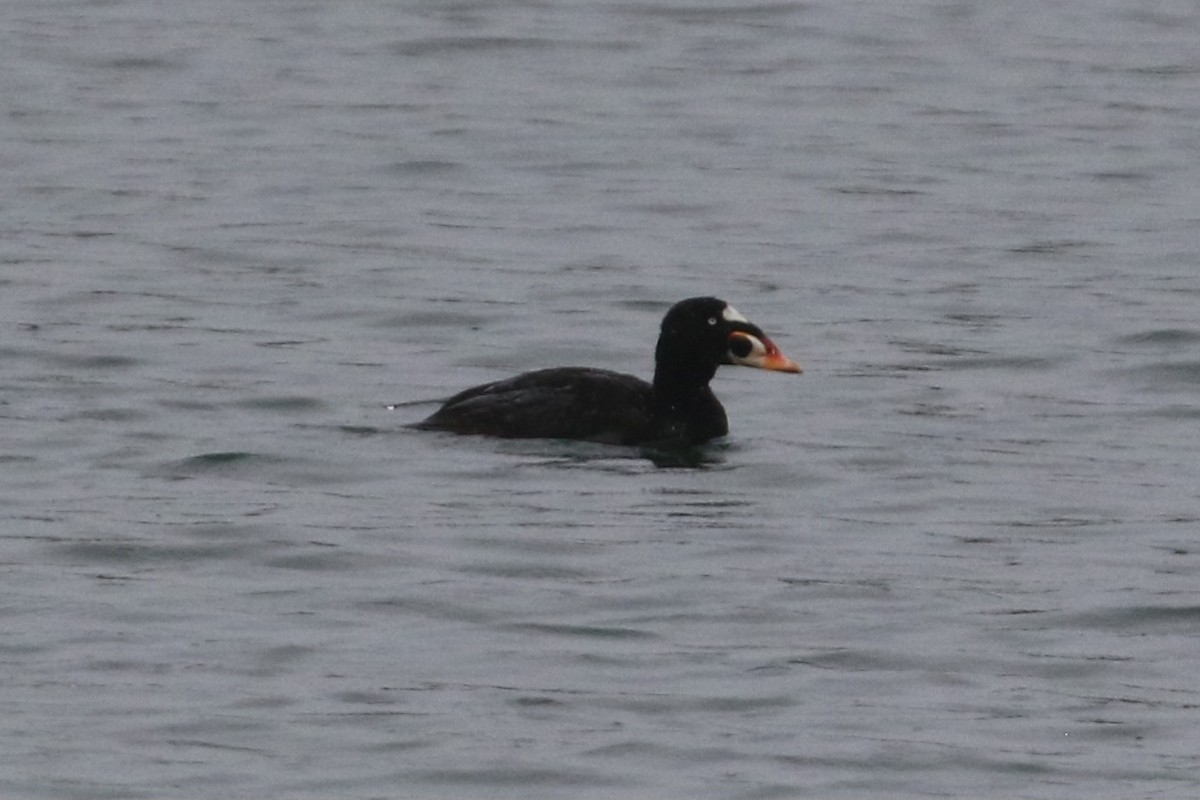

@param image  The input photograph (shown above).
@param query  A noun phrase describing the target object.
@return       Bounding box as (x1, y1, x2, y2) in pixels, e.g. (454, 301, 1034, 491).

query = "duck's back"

(415, 367, 657, 445)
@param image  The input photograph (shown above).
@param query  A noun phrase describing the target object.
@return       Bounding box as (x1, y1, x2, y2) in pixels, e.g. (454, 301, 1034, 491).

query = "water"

(3, 0, 1200, 796)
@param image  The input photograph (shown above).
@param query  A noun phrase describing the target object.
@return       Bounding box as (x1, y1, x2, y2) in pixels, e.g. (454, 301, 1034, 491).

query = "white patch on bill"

(722, 304, 748, 323)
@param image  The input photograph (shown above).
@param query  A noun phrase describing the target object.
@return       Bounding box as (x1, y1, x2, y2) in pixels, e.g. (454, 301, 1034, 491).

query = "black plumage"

(414, 297, 800, 446)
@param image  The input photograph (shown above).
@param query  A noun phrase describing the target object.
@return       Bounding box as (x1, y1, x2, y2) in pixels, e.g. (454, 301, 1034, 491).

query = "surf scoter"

(414, 297, 801, 446)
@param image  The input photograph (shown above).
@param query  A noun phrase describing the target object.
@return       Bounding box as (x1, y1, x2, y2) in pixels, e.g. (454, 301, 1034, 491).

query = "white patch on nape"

(721, 304, 748, 323)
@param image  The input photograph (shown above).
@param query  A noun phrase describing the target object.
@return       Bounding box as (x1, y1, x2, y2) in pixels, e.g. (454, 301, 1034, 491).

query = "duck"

(413, 296, 800, 446)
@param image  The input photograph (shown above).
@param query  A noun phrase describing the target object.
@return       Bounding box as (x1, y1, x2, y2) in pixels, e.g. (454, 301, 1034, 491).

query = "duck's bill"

(727, 331, 802, 373)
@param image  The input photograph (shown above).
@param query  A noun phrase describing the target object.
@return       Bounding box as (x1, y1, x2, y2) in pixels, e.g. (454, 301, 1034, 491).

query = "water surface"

(3, 0, 1200, 797)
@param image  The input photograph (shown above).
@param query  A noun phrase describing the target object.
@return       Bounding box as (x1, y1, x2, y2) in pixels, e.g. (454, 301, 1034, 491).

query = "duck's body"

(414, 297, 800, 447)
(417, 366, 726, 446)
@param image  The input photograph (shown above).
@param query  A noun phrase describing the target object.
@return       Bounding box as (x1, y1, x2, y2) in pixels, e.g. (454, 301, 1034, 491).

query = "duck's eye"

(729, 334, 753, 358)
(707, 317, 718, 326)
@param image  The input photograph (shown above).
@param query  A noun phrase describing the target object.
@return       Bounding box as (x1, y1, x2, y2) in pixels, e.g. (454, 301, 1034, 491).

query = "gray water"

(4, 0, 1200, 796)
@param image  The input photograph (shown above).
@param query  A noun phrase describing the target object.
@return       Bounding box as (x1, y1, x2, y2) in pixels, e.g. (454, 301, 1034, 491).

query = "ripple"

(417, 765, 621, 789)
(1122, 360, 1200, 386)
(53, 538, 260, 565)
(71, 407, 151, 422)
(387, 160, 463, 175)
(510, 623, 658, 640)
(99, 55, 185, 71)
(458, 562, 598, 580)
(1066, 604, 1200, 629)
(49, 353, 142, 370)
(1115, 328, 1200, 347)
(393, 37, 553, 57)
(157, 451, 364, 487)
(234, 396, 325, 412)
(623, 2, 808, 20)
(170, 451, 269, 472)
(936, 355, 1062, 371)
(1008, 239, 1096, 255)
(266, 550, 373, 572)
